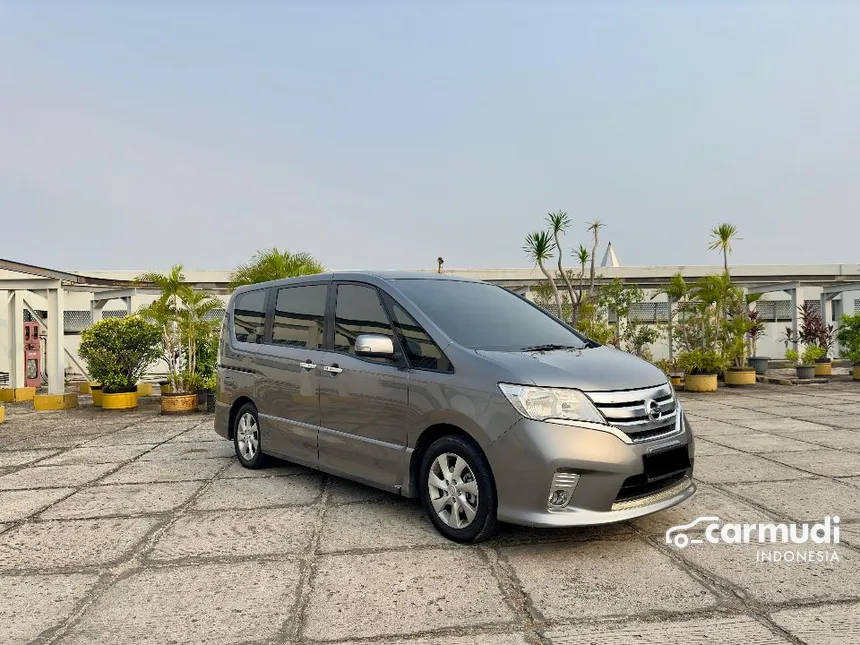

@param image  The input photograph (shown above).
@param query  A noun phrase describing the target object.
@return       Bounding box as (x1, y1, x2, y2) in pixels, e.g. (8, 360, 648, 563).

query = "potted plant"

(77, 317, 161, 411)
(836, 313, 860, 381)
(201, 373, 217, 413)
(746, 309, 769, 375)
(137, 266, 221, 415)
(797, 303, 835, 376)
(677, 349, 725, 392)
(722, 293, 757, 386)
(785, 345, 825, 380)
(194, 328, 219, 405)
(654, 358, 683, 387)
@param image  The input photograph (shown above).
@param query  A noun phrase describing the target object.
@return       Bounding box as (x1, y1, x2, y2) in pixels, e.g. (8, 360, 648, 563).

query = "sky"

(1, 1, 859, 272)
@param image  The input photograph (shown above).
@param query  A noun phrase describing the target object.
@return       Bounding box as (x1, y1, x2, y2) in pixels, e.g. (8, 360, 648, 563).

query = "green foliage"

(670, 272, 755, 368)
(201, 373, 217, 392)
(677, 349, 726, 375)
(78, 317, 161, 392)
(786, 345, 825, 366)
(228, 248, 324, 292)
(708, 223, 740, 273)
(137, 264, 221, 394)
(837, 313, 860, 363)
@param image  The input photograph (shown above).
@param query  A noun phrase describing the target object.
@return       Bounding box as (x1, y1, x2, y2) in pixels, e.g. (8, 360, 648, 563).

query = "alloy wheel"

(236, 412, 259, 461)
(427, 452, 480, 529)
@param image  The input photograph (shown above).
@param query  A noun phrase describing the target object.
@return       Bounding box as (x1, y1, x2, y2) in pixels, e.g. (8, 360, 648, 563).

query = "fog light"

(549, 489, 570, 506)
(547, 471, 580, 509)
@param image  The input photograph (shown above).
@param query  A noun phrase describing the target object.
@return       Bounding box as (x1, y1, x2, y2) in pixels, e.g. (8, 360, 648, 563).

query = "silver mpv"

(215, 272, 695, 542)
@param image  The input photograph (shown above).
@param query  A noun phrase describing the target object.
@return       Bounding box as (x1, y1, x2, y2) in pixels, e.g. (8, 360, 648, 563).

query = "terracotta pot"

(102, 389, 139, 411)
(91, 386, 103, 407)
(725, 367, 756, 386)
(161, 392, 198, 415)
(684, 373, 718, 392)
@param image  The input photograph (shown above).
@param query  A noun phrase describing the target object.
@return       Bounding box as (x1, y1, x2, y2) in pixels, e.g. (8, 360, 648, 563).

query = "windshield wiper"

(520, 343, 581, 352)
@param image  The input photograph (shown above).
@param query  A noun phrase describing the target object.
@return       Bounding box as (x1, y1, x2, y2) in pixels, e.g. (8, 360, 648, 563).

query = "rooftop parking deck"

(0, 383, 858, 644)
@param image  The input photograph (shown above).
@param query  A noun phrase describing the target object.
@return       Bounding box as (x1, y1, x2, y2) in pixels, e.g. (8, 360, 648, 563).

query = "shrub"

(78, 317, 161, 392)
(836, 313, 860, 364)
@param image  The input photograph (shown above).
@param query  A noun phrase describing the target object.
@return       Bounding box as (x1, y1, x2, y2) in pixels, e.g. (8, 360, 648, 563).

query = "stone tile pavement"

(0, 384, 858, 644)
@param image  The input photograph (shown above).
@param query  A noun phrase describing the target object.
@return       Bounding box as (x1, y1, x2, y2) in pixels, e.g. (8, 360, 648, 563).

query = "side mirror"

(355, 334, 395, 358)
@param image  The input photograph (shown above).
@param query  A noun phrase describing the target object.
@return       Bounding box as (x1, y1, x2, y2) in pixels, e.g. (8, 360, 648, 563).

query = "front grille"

(587, 383, 679, 443)
(615, 471, 687, 503)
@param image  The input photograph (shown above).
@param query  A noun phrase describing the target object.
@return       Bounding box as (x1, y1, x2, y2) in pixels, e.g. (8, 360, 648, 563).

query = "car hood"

(475, 345, 668, 392)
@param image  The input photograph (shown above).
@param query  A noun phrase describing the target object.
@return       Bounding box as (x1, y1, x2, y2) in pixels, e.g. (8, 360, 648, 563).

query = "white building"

(2, 259, 859, 391)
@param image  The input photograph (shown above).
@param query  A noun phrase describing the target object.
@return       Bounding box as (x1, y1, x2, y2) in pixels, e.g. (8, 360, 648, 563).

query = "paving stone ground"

(0, 384, 858, 643)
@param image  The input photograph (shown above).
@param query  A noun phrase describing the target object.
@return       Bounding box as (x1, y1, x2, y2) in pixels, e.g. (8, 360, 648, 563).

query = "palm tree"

(586, 219, 604, 293)
(229, 248, 324, 291)
(136, 265, 187, 392)
(708, 223, 740, 275)
(524, 231, 563, 318)
(437, 257, 444, 274)
(546, 211, 578, 323)
(575, 245, 589, 304)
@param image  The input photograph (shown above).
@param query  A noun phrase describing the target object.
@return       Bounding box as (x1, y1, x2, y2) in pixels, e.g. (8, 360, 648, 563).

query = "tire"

(420, 434, 498, 543)
(233, 403, 268, 469)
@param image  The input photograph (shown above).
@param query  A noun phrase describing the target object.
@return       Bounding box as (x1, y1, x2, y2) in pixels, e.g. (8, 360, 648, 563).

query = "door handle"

(323, 365, 343, 374)
(299, 361, 317, 370)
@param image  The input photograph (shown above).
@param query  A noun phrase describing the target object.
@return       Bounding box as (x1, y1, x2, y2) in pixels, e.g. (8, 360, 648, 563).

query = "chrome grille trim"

(610, 476, 693, 511)
(586, 382, 681, 442)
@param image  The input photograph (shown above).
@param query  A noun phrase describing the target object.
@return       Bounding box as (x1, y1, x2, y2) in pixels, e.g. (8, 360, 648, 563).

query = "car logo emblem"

(645, 399, 662, 421)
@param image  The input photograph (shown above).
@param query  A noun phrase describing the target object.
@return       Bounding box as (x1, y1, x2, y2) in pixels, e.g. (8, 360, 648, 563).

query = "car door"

(317, 282, 409, 490)
(254, 282, 329, 469)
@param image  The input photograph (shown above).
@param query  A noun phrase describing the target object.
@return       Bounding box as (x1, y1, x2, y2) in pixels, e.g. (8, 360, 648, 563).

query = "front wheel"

(233, 403, 268, 469)
(420, 435, 498, 543)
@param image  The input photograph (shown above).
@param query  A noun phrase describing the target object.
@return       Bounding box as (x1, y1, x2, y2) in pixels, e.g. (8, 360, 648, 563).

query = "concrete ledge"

(0, 387, 37, 402)
(34, 393, 79, 411)
(0, 405, 4, 424)
(756, 374, 831, 386)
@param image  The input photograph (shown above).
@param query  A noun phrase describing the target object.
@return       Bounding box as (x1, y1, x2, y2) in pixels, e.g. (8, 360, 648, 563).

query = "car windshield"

(391, 279, 591, 351)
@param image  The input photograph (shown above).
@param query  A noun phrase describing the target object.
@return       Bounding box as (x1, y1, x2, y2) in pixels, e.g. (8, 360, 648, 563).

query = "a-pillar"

(6, 291, 25, 388)
(46, 287, 65, 395)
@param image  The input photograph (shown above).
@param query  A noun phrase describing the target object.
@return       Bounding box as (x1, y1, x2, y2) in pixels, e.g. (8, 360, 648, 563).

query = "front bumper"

(485, 410, 695, 528)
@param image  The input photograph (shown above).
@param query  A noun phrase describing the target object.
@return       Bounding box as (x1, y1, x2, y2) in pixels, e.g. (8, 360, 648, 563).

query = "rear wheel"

(233, 403, 268, 469)
(420, 435, 498, 543)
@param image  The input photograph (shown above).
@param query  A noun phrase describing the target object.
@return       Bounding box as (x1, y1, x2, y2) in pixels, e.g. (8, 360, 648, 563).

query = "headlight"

(498, 383, 605, 424)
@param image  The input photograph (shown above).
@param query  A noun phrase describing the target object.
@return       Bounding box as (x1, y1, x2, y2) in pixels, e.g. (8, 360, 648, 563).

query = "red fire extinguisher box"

(24, 321, 40, 388)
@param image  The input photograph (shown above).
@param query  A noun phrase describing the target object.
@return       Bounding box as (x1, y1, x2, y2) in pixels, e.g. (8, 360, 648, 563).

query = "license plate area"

(643, 445, 691, 483)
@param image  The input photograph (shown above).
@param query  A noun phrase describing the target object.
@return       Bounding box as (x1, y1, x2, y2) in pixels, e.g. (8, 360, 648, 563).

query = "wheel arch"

(227, 396, 256, 440)
(406, 422, 491, 499)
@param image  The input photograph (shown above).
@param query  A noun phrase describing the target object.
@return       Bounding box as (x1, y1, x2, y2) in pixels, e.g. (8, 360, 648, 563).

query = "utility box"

(24, 321, 41, 388)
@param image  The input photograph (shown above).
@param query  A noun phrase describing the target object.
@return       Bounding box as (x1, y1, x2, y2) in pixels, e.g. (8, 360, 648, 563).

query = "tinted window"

(233, 290, 267, 344)
(334, 284, 393, 359)
(272, 285, 327, 349)
(389, 302, 453, 372)
(392, 279, 589, 351)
